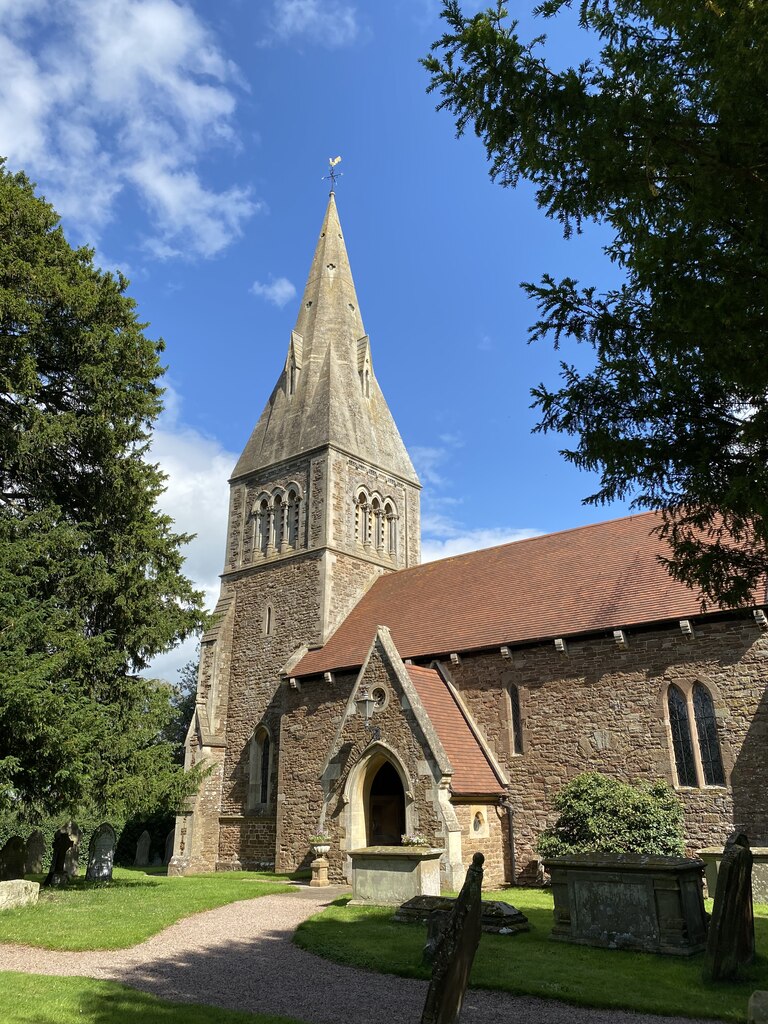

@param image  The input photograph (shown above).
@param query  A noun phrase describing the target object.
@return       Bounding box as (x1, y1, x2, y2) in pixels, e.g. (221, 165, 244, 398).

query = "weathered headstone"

(749, 991, 768, 1024)
(704, 832, 755, 981)
(421, 852, 484, 1024)
(25, 830, 46, 874)
(0, 880, 39, 910)
(43, 821, 81, 887)
(63, 822, 81, 878)
(134, 829, 151, 867)
(0, 836, 26, 881)
(86, 823, 116, 882)
(164, 829, 175, 866)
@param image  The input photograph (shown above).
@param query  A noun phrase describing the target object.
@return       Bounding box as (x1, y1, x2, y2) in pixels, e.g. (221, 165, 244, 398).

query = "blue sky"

(0, 0, 630, 678)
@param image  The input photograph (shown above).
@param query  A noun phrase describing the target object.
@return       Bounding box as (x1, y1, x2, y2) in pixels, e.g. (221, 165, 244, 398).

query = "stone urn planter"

(309, 836, 331, 888)
(312, 843, 330, 858)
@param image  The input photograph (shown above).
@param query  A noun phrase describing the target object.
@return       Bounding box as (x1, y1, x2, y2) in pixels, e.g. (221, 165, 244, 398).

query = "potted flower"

(309, 833, 331, 857)
(401, 834, 429, 848)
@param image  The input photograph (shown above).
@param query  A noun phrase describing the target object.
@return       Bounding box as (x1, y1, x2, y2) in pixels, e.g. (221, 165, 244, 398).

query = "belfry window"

(384, 500, 397, 557)
(666, 681, 725, 788)
(258, 499, 270, 554)
(287, 489, 300, 548)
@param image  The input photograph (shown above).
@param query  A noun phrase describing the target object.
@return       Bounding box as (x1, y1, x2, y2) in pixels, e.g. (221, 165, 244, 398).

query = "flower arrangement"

(401, 834, 429, 847)
(308, 833, 330, 845)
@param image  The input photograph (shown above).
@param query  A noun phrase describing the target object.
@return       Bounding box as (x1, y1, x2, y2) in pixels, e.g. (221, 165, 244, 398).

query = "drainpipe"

(499, 796, 516, 886)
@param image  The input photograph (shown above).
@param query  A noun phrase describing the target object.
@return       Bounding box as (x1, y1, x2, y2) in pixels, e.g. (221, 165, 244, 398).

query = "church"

(170, 192, 768, 889)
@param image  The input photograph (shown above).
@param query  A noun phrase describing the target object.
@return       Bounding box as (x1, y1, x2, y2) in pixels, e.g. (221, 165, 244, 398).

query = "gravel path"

(0, 884, 722, 1024)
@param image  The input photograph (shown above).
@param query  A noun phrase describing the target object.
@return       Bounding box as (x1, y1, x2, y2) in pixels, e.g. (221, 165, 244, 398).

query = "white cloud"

(250, 276, 297, 308)
(0, 0, 256, 256)
(421, 527, 541, 563)
(270, 0, 359, 47)
(143, 385, 237, 681)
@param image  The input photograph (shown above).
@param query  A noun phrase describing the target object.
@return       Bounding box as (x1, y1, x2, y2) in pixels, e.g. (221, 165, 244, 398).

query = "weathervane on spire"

(323, 156, 343, 192)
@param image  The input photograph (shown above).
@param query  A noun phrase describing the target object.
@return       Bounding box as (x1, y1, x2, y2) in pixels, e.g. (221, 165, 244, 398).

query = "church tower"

(171, 192, 421, 874)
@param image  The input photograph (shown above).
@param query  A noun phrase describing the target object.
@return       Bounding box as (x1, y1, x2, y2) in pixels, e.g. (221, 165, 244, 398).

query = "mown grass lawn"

(1, 972, 307, 1024)
(0, 868, 295, 950)
(294, 889, 768, 1022)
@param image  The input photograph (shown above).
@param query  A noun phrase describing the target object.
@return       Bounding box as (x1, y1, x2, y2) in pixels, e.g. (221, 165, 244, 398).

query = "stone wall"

(452, 801, 508, 890)
(219, 815, 277, 869)
(445, 614, 768, 881)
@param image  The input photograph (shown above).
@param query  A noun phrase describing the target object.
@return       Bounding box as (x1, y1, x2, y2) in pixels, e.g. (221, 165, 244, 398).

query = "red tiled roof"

(406, 666, 503, 796)
(295, 511, 752, 677)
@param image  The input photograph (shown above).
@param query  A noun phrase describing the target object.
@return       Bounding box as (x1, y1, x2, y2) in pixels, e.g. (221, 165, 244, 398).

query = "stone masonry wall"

(452, 802, 508, 890)
(215, 554, 323, 866)
(445, 615, 768, 881)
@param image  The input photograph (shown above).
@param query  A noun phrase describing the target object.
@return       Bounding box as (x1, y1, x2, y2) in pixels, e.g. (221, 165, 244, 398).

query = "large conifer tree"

(0, 162, 206, 818)
(425, 1, 768, 607)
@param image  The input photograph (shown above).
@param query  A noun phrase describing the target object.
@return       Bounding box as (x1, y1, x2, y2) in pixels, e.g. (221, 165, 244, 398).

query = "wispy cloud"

(251, 276, 298, 308)
(269, 0, 360, 47)
(414, 432, 541, 563)
(0, 0, 257, 257)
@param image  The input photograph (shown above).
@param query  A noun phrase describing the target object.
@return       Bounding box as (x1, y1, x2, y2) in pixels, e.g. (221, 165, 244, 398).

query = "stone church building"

(170, 193, 768, 888)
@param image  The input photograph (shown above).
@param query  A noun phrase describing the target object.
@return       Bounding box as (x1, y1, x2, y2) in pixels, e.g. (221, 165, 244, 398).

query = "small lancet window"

(364, 368, 371, 398)
(509, 684, 524, 755)
(273, 494, 283, 550)
(355, 492, 368, 545)
(288, 362, 297, 396)
(248, 727, 272, 809)
(264, 604, 274, 636)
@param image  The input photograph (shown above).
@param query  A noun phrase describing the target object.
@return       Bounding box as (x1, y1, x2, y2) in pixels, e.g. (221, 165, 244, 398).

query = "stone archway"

(343, 743, 414, 854)
(367, 760, 405, 846)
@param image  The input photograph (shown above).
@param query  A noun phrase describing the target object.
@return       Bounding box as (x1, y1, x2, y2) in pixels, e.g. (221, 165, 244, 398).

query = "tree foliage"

(425, 1, 768, 606)
(537, 772, 686, 857)
(0, 161, 207, 819)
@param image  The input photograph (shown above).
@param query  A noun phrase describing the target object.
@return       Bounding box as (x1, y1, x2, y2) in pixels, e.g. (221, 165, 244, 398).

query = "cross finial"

(323, 155, 343, 193)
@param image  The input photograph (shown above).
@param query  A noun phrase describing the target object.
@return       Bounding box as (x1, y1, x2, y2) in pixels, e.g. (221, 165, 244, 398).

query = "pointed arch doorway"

(367, 760, 406, 846)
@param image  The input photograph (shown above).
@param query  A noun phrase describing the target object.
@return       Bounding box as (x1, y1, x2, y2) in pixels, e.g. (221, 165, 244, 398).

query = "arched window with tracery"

(666, 681, 724, 788)
(248, 726, 272, 810)
(693, 683, 725, 786)
(667, 685, 696, 787)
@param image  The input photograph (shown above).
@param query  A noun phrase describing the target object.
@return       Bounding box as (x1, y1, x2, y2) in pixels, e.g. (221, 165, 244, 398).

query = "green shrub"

(537, 772, 685, 858)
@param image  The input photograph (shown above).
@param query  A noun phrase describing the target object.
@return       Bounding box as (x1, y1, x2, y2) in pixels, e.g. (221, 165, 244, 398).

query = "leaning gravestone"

(43, 821, 81, 887)
(164, 829, 175, 866)
(0, 836, 26, 881)
(134, 830, 151, 867)
(86, 823, 116, 882)
(421, 852, 484, 1024)
(25, 830, 46, 874)
(704, 832, 755, 981)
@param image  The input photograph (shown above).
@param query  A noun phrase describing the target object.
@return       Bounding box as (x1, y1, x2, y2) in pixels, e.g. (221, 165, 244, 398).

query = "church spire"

(232, 193, 418, 485)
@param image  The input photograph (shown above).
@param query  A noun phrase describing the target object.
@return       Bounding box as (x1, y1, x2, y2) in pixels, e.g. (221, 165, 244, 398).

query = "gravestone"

(421, 852, 484, 1024)
(25, 830, 46, 874)
(0, 836, 26, 880)
(164, 829, 175, 865)
(43, 822, 81, 887)
(134, 830, 151, 867)
(749, 991, 768, 1024)
(704, 832, 755, 981)
(0, 880, 39, 911)
(397, 894, 529, 935)
(86, 823, 116, 882)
